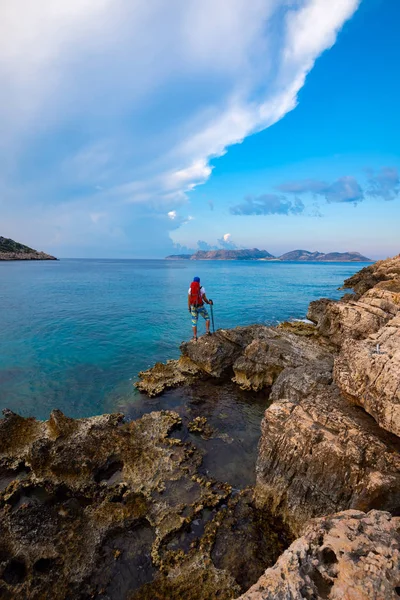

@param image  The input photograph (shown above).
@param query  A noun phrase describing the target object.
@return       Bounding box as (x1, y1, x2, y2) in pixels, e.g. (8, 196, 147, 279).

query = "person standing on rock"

(188, 277, 213, 341)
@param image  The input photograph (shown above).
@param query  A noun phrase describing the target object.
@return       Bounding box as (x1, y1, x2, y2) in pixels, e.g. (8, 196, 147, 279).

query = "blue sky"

(0, 0, 399, 259)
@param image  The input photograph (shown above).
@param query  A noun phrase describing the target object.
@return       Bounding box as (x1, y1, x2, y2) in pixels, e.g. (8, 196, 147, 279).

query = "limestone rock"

(237, 509, 400, 600)
(232, 327, 332, 392)
(308, 255, 400, 346)
(137, 324, 332, 396)
(334, 313, 400, 437)
(342, 254, 400, 295)
(136, 357, 202, 397)
(180, 327, 261, 378)
(0, 408, 288, 599)
(308, 287, 399, 346)
(136, 326, 265, 395)
(255, 366, 400, 535)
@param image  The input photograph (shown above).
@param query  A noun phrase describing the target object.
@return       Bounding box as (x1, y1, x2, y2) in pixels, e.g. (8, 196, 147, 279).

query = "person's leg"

(199, 306, 210, 334)
(191, 306, 198, 339)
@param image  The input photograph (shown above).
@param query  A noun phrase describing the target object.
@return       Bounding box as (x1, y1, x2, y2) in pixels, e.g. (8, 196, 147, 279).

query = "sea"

(0, 258, 368, 420)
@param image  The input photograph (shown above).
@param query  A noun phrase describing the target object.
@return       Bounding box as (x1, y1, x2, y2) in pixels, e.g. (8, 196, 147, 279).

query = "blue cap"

(193, 276, 200, 282)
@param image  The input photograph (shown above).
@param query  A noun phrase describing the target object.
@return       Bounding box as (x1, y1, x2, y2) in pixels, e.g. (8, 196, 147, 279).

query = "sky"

(0, 0, 399, 259)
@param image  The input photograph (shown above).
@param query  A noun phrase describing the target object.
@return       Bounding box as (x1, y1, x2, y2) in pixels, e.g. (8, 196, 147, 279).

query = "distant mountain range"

(0, 236, 57, 261)
(166, 248, 372, 262)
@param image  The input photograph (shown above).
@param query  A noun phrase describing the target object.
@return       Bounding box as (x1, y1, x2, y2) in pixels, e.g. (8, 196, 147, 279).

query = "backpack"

(189, 281, 203, 306)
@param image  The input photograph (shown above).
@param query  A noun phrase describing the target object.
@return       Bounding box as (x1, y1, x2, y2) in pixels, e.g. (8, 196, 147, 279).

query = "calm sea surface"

(0, 259, 368, 419)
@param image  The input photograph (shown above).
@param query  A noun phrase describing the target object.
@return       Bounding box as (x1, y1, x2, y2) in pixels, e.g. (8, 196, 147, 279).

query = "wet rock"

(334, 313, 400, 437)
(136, 357, 202, 397)
(237, 509, 400, 600)
(255, 366, 400, 535)
(0, 408, 288, 599)
(133, 490, 289, 600)
(210, 489, 292, 593)
(187, 416, 214, 439)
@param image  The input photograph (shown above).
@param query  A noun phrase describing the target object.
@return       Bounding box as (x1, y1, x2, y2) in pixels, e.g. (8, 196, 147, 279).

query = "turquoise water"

(0, 259, 367, 419)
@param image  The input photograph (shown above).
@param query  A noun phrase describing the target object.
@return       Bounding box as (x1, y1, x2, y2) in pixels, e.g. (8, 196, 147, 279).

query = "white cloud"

(167, 211, 177, 220)
(223, 233, 231, 242)
(0, 0, 360, 256)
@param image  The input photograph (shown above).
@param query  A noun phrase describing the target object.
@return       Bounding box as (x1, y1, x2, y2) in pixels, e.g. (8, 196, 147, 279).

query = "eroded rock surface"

(237, 509, 400, 600)
(343, 254, 400, 295)
(255, 366, 400, 535)
(232, 327, 333, 392)
(136, 323, 329, 395)
(334, 314, 400, 437)
(136, 327, 264, 396)
(308, 255, 400, 346)
(0, 408, 288, 599)
(136, 357, 202, 397)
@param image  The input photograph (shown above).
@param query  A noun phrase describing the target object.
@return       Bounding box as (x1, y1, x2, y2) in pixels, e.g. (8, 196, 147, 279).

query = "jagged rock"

(136, 327, 265, 395)
(137, 325, 332, 395)
(237, 509, 400, 600)
(308, 287, 399, 346)
(0, 409, 288, 599)
(187, 416, 214, 439)
(308, 255, 400, 346)
(342, 254, 400, 295)
(180, 327, 261, 378)
(255, 366, 400, 535)
(136, 357, 202, 397)
(135, 254, 400, 596)
(334, 313, 400, 437)
(232, 327, 333, 392)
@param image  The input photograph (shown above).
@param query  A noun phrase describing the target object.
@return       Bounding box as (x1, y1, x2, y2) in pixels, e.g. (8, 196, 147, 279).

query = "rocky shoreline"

(1, 255, 399, 598)
(0, 236, 57, 261)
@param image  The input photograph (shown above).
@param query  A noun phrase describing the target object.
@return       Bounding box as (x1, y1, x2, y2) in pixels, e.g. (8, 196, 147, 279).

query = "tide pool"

(0, 259, 368, 419)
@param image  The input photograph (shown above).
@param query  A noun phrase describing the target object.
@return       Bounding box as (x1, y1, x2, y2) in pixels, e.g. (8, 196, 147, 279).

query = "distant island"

(166, 248, 372, 262)
(0, 236, 57, 261)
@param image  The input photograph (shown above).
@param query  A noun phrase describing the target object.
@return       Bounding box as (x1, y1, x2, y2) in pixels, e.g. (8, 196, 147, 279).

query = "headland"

(0, 236, 57, 261)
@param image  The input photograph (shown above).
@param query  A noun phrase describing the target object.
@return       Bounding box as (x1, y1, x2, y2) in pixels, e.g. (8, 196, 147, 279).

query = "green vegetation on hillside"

(0, 236, 35, 254)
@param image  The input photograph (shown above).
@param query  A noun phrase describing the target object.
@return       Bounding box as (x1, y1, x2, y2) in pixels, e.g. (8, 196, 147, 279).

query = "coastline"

(0, 255, 399, 598)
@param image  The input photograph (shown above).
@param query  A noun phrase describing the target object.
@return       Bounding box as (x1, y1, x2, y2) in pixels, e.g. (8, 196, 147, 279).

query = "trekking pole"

(210, 303, 215, 333)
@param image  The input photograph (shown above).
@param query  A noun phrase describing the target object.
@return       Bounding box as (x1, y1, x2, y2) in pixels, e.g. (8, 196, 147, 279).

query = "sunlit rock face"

(255, 366, 400, 535)
(256, 255, 400, 533)
(237, 510, 400, 600)
(334, 314, 400, 437)
(307, 254, 400, 346)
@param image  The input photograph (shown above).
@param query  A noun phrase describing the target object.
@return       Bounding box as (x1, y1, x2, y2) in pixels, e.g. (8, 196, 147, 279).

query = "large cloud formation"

(0, 0, 360, 256)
